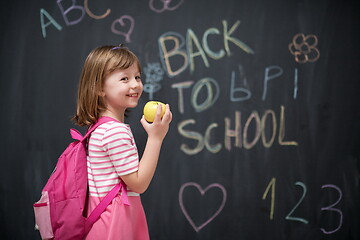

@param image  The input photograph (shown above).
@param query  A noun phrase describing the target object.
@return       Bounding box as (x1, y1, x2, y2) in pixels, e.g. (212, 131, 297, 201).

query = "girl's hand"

(140, 103, 172, 141)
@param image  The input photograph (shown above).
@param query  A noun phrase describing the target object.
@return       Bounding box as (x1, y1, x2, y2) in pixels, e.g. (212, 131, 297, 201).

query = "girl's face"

(102, 63, 143, 117)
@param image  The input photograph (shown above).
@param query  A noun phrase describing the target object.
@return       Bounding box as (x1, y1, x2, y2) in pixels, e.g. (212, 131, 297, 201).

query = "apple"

(143, 101, 166, 122)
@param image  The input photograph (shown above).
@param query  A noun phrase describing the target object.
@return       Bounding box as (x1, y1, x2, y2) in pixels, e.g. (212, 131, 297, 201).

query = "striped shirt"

(87, 121, 139, 197)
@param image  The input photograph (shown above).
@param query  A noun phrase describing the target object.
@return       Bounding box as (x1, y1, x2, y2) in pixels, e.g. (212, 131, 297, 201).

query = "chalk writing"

(191, 77, 220, 113)
(285, 181, 309, 224)
(171, 77, 220, 114)
(178, 119, 218, 155)
(320, 184, 343, 234)
(171, 81, 194, 114)
(178, 105, 297, 155)
(278, 105, 298, 146)
(149, 0, 184, 13)
(40, 1, 135, 42)
(293, 68, 298, 99)
(288, 33, 320, 63)
(40, 9, 63, 38)
(172, 65, 298, 117)
(261, 66, 299, 101)
(262, 177, 276, 220)
(261, 66, 283, 101)
(261, 110, 277, 148)
(158, 20, 255, 77)
(179, 182, 227, 232)
(111, 15, 135, 43)
(242, 111, 261, 149)
(57, 0, 85, 26)
(84, 0, 111, 19)
(262, 178, 343, 234)
(158, 32, 189, 76)
(230, 65, 251, 102)
(143, 62, 165, 100)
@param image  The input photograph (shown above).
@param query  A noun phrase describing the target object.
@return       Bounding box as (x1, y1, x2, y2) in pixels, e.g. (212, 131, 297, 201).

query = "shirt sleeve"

(101, 122, 139, 176)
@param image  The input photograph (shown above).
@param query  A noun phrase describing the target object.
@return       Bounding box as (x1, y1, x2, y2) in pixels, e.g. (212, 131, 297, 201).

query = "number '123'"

(262, 177, 343, 234)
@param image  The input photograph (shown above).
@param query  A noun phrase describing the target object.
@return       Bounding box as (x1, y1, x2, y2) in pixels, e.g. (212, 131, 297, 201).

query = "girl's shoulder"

(99, 121, 132, 135)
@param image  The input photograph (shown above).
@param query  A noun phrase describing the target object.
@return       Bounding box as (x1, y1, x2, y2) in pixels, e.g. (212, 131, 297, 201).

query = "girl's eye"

(135, 76, 142, 81)
(120, 77, 128, 81)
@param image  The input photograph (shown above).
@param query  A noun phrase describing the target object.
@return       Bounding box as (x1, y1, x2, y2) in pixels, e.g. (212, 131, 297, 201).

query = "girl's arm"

(121, 104, 172, 193)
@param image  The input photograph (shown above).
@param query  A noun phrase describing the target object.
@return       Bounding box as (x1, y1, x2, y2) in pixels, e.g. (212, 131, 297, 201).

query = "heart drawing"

(179, 182, 227, 232)
(111, 15, 135, 43)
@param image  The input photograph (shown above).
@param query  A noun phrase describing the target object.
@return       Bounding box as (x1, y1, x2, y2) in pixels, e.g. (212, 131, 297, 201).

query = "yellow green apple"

(143, 101, 166, 122)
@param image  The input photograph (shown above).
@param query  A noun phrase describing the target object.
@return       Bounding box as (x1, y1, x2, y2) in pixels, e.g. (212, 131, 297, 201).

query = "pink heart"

(179, 182, 227, 232)
(111, 15, 135, 43)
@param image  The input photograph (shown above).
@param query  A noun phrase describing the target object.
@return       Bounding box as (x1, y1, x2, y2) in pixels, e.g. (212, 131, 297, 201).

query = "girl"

(73, 45, 172, 239)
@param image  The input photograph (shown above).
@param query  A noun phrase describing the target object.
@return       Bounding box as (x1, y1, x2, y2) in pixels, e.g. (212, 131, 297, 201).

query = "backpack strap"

(70, 116, 118, 142)
(84, 181, 130, 232)
(79, 116, 131, 232)
(82, 116, 117, 141)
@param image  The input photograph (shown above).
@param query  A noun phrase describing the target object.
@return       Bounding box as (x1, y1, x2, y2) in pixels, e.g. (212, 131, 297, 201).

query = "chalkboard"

(1, 0, 359, 239)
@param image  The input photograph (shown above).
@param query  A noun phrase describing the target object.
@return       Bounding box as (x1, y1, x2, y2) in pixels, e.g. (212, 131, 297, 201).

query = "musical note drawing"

(179, 182, 227, 232)
(288, 33, 320, 63)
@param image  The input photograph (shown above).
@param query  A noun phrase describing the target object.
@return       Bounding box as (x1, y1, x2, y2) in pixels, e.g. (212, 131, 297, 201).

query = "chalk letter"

(243, 111, 261, 149)
(230, 69, 251, 102)
(178, 119, 204, 155)
(223, 20, 254, 56)
(202, 28, 225, 60)
(57, 0, 85, 26)
(84, 0, 111, 19)
(40, 8, 63, 38)
(262, 66, 283, 101)
(205, 123, 222, 153)
(171, 81, 194, 114)
(293, 68, 298, 99)
(187, 29, 209, 73)
(261, 110, 277, 148)
(159, 32, 188, 77)
(278, 105, 298, 146)
(191, 77, 220, 112)
(224, 111, 242, 151)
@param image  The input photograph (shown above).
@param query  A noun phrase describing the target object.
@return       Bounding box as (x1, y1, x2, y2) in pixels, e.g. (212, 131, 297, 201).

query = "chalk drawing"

(179, 182, 227, 232)
(111, 15, 135, 43)
(289, 33, 320, 63)
(143, 62, 164, 100)
(149, 0, 184, 13)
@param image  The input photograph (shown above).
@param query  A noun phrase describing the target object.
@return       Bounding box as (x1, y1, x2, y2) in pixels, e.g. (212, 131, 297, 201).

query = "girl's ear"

(98, 90, 105, 97)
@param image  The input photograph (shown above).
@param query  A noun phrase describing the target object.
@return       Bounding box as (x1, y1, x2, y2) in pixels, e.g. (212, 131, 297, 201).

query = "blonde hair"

(72, 45, 141, 126)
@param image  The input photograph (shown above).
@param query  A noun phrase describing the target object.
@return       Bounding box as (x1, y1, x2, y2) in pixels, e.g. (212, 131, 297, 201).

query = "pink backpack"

(33, 117, 129, 240)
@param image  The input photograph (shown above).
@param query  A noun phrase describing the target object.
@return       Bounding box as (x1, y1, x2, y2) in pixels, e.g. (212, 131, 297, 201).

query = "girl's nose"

(131, 78, 141, 88)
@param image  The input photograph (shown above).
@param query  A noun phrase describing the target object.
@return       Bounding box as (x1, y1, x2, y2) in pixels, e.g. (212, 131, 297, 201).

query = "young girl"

(73, 45, 172, 239)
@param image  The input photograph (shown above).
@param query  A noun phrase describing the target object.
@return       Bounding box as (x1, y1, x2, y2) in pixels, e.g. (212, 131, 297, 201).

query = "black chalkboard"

(1, 0, 359, 239)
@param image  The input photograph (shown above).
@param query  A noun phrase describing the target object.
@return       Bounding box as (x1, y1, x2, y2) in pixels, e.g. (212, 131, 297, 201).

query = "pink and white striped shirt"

(87, 120, 139, 197)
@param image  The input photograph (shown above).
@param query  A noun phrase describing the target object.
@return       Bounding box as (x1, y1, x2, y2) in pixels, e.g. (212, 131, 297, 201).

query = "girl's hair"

(72, 45, 141, 126)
